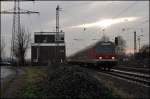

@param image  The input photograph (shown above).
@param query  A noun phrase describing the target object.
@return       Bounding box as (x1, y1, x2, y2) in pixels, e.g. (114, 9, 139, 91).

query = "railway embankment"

(2, 64, 149, 99)
(93, 70, 150, 99)
(1, 65, 121, 99)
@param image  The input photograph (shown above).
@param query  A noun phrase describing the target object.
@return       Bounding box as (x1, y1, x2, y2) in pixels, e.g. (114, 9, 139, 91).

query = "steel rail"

(107, 69, 150, 87)
(114, 66, 150, 73)
(112, 69, 150, 79)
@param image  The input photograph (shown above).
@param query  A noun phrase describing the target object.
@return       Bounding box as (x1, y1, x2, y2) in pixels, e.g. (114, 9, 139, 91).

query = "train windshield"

(96, 45, 115, 53)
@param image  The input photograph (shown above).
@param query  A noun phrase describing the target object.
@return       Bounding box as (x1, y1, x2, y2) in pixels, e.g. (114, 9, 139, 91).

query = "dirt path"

(1, 67, 25, 98)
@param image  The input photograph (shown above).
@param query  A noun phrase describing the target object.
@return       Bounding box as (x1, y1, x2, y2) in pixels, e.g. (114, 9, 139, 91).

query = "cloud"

(1, 1, 149, 58)
(69, 17, 139, 29)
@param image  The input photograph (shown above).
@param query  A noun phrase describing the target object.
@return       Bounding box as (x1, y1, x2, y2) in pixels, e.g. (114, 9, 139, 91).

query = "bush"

(45, 65, 119, 99)
(18, 65, 120, 99)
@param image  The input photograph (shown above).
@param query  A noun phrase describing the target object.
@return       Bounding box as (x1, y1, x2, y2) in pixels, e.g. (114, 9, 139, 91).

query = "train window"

(101, 42, 111, 45)
(96, 45, 115, 53)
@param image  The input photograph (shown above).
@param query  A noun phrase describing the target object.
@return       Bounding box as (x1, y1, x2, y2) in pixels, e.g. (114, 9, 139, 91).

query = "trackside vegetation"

(15, 66, 121, 99)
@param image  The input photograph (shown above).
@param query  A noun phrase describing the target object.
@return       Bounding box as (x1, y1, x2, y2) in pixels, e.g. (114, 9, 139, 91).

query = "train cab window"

(96, 45, 114, 53)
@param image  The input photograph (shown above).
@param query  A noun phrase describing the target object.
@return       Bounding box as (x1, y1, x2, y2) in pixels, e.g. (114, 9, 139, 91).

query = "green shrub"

(17, 66, 120, 99)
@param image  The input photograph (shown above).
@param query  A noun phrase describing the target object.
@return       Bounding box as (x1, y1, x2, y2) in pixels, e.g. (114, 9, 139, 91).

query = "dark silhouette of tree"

(13, 27, 31, 66)
(0, 38, 5, 60)
(136, 44, 149, 59)
(134, 44, 149, 66)
(116, 35, 126, 55)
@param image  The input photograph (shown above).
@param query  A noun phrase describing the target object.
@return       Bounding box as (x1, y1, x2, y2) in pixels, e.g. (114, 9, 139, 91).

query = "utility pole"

(137, 37, 140, 52)
(137, 35, 143, 52)
(55, 5, 62, 64)
(0, 10, 1, 61)
(134, 31, 137, 55)
(0, 21, 2, 61)
(1, 0, 39, 61)
(56, 5, 60, 39)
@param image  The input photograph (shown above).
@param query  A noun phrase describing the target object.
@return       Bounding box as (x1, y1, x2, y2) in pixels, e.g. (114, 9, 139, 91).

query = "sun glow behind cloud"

(126, 48, 134, 54)
(70, 17, 139, 29)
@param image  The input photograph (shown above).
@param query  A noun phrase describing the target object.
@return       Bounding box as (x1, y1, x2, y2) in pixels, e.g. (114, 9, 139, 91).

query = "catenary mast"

(1, 0, 39, 61)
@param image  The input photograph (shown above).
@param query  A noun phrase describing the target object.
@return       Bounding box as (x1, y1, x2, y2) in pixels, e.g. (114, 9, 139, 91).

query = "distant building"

(31, 31, 66, 66)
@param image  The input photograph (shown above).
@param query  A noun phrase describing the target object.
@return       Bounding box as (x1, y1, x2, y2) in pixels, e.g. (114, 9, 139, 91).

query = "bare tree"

(139, 44, 149, 58)
(0, 38, 5, 60)
(13, 27, 31, 66)
(117, 35, 126, 55)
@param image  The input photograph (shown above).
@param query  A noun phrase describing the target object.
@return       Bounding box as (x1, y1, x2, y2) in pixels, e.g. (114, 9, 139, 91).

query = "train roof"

(95, 41, 115, 46)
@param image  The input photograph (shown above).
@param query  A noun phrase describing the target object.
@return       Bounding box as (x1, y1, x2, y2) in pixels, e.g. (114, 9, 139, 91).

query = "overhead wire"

(108, 1, 149, 50)
(99, 1, 138, 36)
(110, 1, 149, 37)
(121, 3, 149, 29)
(113, 1, 138, 32)
(112, 1, 138, 19)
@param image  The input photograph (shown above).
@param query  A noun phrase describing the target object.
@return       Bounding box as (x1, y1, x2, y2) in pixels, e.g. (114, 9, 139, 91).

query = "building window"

(33, 59, 38, 63)
(60, 49, 64, 53)
(55, 34, 64, 41)
(61, 37, 64, 40)
(43, 37, 47, 43)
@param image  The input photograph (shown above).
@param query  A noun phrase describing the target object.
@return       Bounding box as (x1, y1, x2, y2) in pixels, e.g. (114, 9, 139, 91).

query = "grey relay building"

(31, 31, 66, 66)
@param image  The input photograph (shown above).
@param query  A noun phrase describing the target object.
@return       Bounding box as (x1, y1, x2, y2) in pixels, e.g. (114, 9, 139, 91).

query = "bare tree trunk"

(13, 26, 31, 66)
(0, 39, 5, 60)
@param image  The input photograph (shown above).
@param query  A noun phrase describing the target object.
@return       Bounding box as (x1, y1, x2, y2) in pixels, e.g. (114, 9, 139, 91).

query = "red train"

(67, 41, 118, 70)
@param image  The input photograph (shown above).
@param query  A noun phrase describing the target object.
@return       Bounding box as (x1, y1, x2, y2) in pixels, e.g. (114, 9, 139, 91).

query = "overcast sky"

(1, 1, 149, 59)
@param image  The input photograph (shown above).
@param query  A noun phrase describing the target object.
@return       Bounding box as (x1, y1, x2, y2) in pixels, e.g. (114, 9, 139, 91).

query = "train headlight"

(99, 57, 102, 59)
(112, 57, 115, 59)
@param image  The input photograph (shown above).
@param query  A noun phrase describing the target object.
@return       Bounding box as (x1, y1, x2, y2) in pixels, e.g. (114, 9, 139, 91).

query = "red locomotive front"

(67, 41, 118, 70)
(89, 41, 117, 69)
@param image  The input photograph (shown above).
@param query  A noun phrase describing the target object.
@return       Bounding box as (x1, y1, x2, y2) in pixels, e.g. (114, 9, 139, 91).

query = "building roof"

(34, 31, 64, 35)
(31, 43, 65, 46)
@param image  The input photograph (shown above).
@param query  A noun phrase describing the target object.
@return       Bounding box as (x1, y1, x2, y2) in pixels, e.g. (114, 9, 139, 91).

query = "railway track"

(113, 66, 150, 74)
(70, 64, 150, 87)
(105, 69, 150, 87)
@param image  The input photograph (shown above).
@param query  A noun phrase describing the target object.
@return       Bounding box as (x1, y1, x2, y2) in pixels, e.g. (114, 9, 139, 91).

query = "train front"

(89, 41, 118, 69)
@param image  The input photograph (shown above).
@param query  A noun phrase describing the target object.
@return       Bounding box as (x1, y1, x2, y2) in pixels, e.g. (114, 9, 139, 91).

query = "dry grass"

(1, 66, 48, 98)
